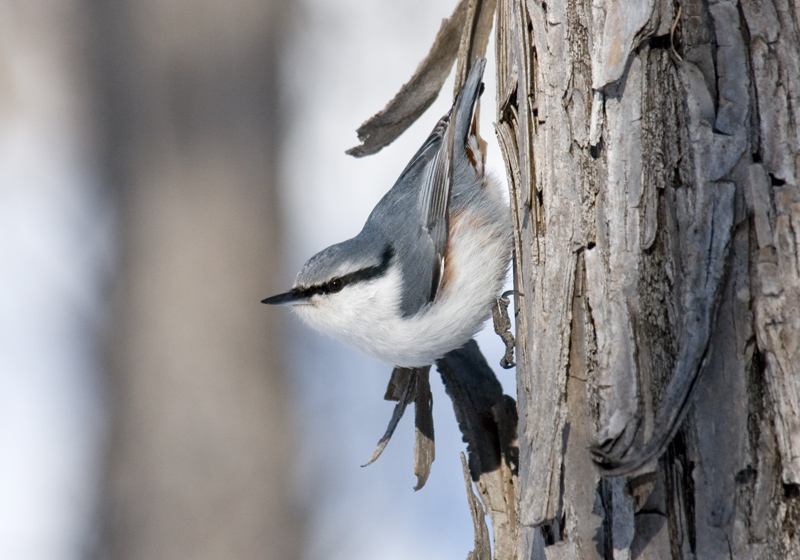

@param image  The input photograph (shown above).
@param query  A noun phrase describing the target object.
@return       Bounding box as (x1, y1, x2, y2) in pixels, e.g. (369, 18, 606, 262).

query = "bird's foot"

(491, 290, 518, 369)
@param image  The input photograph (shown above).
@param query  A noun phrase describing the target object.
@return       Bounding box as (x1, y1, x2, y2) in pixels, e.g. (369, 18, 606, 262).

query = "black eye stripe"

(294, 245, 394, 299)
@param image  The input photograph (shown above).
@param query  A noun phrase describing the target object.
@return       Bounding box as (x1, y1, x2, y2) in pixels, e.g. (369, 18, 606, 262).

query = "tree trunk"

(88, 2, 302, 559)
(495, 0, 800, 558)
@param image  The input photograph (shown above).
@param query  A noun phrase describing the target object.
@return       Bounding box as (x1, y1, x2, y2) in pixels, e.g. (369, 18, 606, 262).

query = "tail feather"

(452, 58, 486, 152)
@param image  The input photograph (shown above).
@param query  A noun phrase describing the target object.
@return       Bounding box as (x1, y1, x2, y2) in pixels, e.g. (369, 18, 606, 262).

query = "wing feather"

(368, 59, 486, 316)
(418, 114, 455, 300)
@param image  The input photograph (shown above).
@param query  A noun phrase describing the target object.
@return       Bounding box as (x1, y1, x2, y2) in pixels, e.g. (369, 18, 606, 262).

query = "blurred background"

(0, 1, 513, 559)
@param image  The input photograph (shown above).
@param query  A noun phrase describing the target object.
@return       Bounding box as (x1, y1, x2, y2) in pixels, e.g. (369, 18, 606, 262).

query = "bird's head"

(262, 239, 396, 327)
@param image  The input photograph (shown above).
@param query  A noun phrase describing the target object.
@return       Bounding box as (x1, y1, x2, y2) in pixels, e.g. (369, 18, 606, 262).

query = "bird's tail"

(452, 58, 486, 151)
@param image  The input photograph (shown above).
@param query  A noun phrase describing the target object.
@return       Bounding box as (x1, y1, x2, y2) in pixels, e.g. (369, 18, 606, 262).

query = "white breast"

(293, 191, 511, 367)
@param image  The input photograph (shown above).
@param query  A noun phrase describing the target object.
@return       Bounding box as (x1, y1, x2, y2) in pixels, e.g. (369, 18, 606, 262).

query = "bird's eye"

(328, 278, 344, 293)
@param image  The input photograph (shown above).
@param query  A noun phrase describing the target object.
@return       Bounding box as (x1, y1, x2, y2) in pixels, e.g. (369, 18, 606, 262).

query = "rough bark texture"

(496, 0, 800, 558)
(88, 1, 302, 559)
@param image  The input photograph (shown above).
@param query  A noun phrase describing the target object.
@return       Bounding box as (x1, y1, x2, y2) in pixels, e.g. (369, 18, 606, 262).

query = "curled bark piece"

(453, 0, 499, 96)
(384, 366, 414, 401)
(461, 452, 492, 560)
(346, 0, 470, 157)
(591, 29, 743, 474)
(413, 367, 435, 490)
(592, 184, 736, 476)
(363, 368, 417, 467)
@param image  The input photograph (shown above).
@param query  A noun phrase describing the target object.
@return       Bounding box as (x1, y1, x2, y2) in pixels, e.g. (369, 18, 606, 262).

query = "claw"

(491, 292, 518, 369)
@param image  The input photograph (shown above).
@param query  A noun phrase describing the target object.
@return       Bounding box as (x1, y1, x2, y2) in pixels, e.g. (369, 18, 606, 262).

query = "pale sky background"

(0, 1, 515, 558)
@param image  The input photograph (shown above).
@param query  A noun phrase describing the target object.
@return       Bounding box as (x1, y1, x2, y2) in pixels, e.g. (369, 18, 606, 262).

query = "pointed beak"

(261, 290, 307, 306)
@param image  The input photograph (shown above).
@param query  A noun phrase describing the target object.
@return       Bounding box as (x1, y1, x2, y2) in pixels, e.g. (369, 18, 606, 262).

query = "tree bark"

(495, 0, 800, 558)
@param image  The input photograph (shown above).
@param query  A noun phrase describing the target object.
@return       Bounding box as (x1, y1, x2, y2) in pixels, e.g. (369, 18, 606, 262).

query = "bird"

(262, 58, 511, 368)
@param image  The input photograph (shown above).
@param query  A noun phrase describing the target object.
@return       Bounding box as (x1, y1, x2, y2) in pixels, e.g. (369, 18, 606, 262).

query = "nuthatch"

(263, 58, 511, 367)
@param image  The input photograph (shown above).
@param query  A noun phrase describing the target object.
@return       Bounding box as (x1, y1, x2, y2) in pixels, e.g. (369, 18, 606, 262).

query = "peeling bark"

(497, 0, 800, 557)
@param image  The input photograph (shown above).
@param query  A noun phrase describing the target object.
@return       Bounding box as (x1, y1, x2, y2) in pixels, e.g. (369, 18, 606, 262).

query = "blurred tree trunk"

(495, 0, 800, 557)
(88, 1, 301, 559)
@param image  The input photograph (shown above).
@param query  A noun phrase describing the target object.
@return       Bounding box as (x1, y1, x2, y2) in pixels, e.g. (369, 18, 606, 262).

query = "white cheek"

(312, 287, 374, 327)
(290, 270, 404, 358)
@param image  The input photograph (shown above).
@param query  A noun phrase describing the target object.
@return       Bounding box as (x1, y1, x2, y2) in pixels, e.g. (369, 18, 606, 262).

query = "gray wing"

(417, 59, 487, 304)
(417, 114, 455, 302)
(372, 114, 451, 316)
(367, 59, 486, 317)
